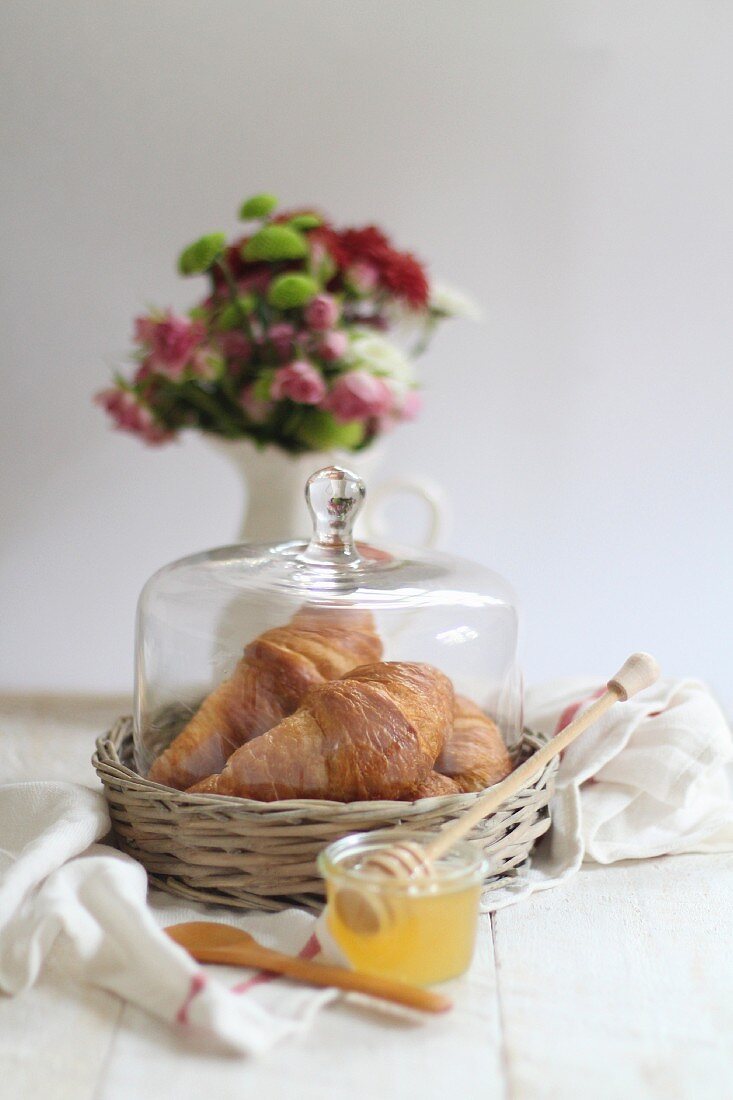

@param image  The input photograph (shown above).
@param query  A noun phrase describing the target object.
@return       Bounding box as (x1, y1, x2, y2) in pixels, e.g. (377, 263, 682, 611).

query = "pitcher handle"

(362, 476, 447, 549)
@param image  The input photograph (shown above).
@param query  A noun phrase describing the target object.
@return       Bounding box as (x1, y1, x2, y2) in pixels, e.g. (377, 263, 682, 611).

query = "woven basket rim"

(93, 717, 557, 815)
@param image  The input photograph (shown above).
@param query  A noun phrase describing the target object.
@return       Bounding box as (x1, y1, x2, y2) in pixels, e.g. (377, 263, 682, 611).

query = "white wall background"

(1, 1, 731, 709)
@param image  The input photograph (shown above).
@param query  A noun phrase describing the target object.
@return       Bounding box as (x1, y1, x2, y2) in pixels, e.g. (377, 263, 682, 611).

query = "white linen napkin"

(484, 676, 733, 909)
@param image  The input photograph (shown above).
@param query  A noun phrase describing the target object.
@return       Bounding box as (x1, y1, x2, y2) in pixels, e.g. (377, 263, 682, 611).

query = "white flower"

(347, 330, 416, 382)
(429, 282, 482, 321)
(346, 330, 417, 403)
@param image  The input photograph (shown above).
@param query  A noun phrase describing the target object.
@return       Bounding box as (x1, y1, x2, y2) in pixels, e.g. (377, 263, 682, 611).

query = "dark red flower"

(332, 225, 430, 308)
(338, 225, 392, 266)
(379, 250, 430, 307)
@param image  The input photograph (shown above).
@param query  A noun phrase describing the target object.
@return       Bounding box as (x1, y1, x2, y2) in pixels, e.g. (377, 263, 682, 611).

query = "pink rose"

(218, 331, 252, 361)
(240, 384, 273, 423)
(133, 316, 158, 345)
(134, 310, 204, 377)
(134, 407, 173, 445)
(134, 359, 155, 384)
(270, 360, 327, 405)
(322, 371, 393, 423)
(399, 390, 422, 421)
(371, 391, 422, 436)
(266, 322, 296, 360)
(317, 330, 349, 361)
(304, 293, 340, 331)
(95, 388, 172, 445)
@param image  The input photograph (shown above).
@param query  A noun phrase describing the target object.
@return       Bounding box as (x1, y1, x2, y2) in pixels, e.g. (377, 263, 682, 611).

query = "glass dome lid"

(134, 465, 523, 794)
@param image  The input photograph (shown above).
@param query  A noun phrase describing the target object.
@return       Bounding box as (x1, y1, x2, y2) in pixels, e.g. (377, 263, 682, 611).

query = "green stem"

(183, 384, 243, 437)
(410, 315, 437, 358)
(214, 258, 254, 341)
(220, 374, 247, 416)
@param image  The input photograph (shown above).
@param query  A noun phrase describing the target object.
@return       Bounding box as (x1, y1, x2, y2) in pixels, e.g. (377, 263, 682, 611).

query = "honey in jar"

(318, 831, 487, 986)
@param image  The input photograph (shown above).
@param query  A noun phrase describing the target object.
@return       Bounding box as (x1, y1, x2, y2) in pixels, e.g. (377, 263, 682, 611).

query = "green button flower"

(267, 273, 319, 309)
(243, 226, 308, 262)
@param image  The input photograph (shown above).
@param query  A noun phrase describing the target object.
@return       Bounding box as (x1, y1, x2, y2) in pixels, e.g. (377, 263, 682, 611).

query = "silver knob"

(303, 466, 365, 562)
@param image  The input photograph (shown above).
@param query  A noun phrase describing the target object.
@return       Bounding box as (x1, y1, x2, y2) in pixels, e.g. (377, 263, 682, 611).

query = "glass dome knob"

(302, 465, 365, 564)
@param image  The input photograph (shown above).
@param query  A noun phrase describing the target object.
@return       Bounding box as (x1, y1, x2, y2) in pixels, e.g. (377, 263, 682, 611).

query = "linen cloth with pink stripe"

(0, 677, 730, 1053)
(485, 676, 733, 909)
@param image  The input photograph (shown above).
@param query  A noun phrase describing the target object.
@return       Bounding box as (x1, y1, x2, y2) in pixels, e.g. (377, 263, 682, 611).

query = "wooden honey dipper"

(335, 652, 661, 935)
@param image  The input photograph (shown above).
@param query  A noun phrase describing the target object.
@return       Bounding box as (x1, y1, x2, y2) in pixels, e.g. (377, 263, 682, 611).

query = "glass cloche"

(134, 465, 523, 798)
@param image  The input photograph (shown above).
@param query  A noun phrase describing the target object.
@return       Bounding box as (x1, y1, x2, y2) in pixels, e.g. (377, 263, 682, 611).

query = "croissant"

(434, 694, 513, 792)
(148, 607, 382, 790)
(412, 771, 461, 797)
(187, 661, 454, 801)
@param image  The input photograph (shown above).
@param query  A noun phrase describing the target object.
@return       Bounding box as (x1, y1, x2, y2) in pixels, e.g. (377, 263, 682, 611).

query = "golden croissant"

(148, 607, 382, 790)
(411, 771, 462, 797)
(410, 698, 513, 797)
(434, 694, 513, 792)
(187, 661, 455, 801)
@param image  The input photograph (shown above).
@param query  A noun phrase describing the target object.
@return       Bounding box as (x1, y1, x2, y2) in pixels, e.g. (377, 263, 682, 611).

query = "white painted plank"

(97, 913, 504, 1100)
(492, 854, 733, 1100)
(0, 692, 130, 787)
(0, 954, 122, 1100)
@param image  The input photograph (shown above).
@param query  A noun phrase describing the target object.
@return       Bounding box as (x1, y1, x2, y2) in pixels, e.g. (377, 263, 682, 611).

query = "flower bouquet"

(97, 193, 473, 453)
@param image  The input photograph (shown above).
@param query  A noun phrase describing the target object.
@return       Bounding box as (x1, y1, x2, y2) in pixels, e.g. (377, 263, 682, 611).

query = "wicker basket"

(93, 718, 557, 913)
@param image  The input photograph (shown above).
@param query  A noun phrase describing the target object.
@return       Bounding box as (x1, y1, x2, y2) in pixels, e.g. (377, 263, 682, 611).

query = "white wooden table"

(1, 694, 731, 1100)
